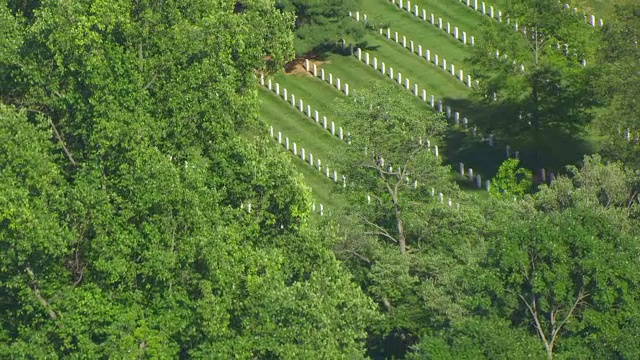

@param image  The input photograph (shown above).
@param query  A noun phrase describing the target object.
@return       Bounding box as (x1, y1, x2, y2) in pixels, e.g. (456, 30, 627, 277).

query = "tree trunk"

(396, 206, 406, 254)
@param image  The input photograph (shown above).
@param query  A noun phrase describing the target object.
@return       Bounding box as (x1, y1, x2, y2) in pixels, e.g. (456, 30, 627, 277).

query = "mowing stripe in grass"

(393, 0, 491, 38)
(259, 88, 347, 166)
(377, 0, 480, 48)
(352, 14, 473, 87)
(360, 2, 472, 65)
(271, 72, 348, 130)
(349, 33, 470, 100)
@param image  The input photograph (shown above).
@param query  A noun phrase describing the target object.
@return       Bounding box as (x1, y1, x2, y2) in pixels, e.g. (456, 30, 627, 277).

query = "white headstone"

(314, 110, 319, 122)
(476, 174, 482, 188)
(331, 122, 335, 135)
(442, 58, 447, 70)
(278, 132, 282, 143)
(260, 73, 264, 85)
(397, 72, 402, 84)
(306, 105, 311, 116)
(490, 6, 494, 18)
(313, 64, 317, 76)
(339, 127, 343, 140)
(459, 162, 464, 175)
(301, 148, 305, 160)
(329, 73, 333, 85)
(373, 57, 377, 69)
(344, 83, 349, 96)
(446, 22, 450, 34)
(434, 54, 438, 65)
(413, 84, 418, 96)
(434, 145, 439, 157)
(422, 9, 426, 21)
(418, 45, 423, 56)
(430, 95, 435, 108)
(410, 40, 414, 53)
(357, 48, 362, 61)
(402, 36, 407, 48)
(299, 99, 303, 112)
(454, 27, 459, 39)
(321, 68, 325, 80)
(291, 94, 295, 106)
(422, 89, 427, 101)
(462, 32, 467, 44)
(426, 49, 431, 61)
(336, 78, 341, 90)
(438, 100, 443, 112)
(450, 64, 455, 75)
(438, 18, 443, 29)
(267, 79, 272, 90)
(285, 137, 289, 150)
(292, 142, 297, 155)
(322, 116, 327, 129)
(304, 59, 309, 71)
(365, 52, 370, 65)
(395, 31, 399, 43)
(468, 168, 473, 181)
(381, 62, 386, 74)
(430, 13, 434, 24)
(405, 78, 410, 89)
(389, 67, 394, 79)
(283, 88, 287, 101)
(459, 69, 463, 81)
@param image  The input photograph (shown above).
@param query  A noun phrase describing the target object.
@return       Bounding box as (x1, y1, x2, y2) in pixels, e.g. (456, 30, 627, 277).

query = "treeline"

(1, 0, 639, 359)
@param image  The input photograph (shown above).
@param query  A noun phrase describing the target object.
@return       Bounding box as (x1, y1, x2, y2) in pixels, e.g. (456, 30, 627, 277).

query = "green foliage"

(276, 0, 363, 55)
(470, 0, 600, 168)
(0, 0, 375, 357)
(490, 158, 533, 197)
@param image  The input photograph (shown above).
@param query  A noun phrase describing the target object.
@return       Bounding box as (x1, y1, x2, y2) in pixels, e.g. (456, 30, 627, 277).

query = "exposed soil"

(285, 57, 329, 76)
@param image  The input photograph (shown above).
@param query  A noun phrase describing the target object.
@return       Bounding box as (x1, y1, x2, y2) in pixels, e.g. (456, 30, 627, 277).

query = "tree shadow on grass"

(441, 96, 594, 181)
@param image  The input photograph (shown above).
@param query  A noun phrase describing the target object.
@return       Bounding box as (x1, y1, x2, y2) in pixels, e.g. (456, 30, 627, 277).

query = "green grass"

(362, 1, 474, 66)
(341, 33, 470, 101)
(271, 72, 347, 129)
(259, 87, 348, 166)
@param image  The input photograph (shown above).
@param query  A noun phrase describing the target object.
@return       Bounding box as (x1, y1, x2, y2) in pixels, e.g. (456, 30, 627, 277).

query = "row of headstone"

(352, 47, 471, 130)
(260, 74, 348, 141)
(619, 127, 640, 143)
(304, 59, 350, 96)
(373, 24, 475, 88)
(269, 125, 346, 189)
(389, 0, 476, 47)
(457, 0, 589, 67)
(311, 202, 325, 216)
(458, 163, 491, 191)
(563, 4, 604, 27)
(457, 0, 503, 22)
(349, 12, 474, 88)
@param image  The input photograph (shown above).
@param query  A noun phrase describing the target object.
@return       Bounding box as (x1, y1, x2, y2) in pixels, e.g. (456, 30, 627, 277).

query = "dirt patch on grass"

(285, 58, 329, 76)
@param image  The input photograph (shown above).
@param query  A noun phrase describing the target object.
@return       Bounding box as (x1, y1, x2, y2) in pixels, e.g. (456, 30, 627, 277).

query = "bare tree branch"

(25, 267, 58, 321)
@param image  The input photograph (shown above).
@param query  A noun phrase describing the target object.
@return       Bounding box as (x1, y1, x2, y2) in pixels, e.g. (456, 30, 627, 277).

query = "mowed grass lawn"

(368, 0, 490, 56)
(258, 87, 348, 167)
(271, 72, 347, 130)
(339, 33, 471, 102)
